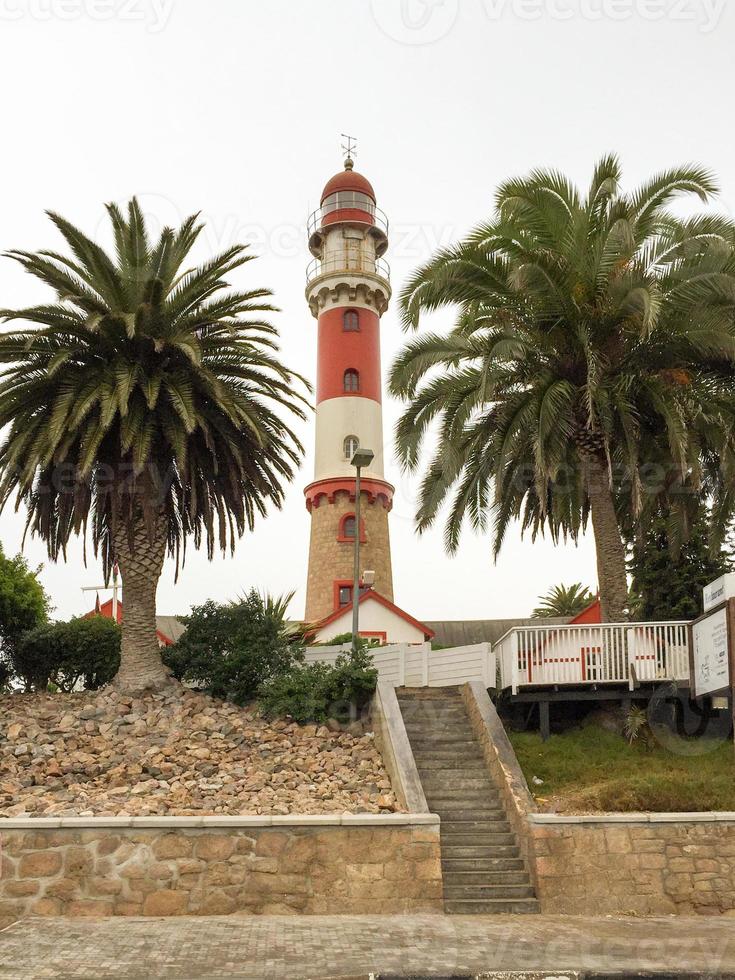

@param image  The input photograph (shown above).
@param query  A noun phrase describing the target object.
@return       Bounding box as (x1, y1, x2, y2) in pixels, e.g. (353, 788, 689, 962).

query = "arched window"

(337, 514, 366, 543)
(343, 310, 360, 332)
(343, 434, 359, 461)
(344, 369, 359, 393)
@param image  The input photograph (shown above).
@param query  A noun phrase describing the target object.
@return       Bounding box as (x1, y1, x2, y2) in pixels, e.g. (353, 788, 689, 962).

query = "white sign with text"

(703, 573, 735, 613)
(692, 607, 730, 697)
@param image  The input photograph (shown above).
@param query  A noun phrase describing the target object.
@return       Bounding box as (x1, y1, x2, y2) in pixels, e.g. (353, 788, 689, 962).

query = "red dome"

(321, 166, 376, 203)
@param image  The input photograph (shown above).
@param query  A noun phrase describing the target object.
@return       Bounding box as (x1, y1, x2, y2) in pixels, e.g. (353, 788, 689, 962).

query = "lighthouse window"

(342, 516, 357, 538)
(344, 369, 360, 393)
(322, 192, 376, 217)
(344, 435, 360, 460)
(343, 310, 360, 332)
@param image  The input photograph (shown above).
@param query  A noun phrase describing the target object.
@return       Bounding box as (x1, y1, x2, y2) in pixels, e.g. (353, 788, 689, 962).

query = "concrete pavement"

(2, 913, 735, 979)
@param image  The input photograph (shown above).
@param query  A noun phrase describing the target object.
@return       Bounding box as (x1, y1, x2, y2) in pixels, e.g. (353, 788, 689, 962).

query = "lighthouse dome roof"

(321, 162, 376, 203)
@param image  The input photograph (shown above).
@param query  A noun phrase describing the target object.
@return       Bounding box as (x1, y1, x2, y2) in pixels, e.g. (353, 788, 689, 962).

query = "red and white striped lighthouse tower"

(303, 148, 395, 624)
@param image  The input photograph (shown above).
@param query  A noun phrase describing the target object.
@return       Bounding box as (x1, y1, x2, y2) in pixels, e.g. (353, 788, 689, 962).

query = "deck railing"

(496, 622, 691, 695)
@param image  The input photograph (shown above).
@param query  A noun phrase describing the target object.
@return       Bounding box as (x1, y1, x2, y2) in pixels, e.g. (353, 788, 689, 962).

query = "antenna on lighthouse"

(340, 133, 357, 170)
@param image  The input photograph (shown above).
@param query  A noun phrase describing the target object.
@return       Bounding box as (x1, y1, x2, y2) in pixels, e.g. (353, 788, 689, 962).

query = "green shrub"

(319, 632, 381, 649)
(13, 616, 121, 691)
(0, 546, 50, 674)
(163, 590, 303, 705)
(258, 650, 378, 724)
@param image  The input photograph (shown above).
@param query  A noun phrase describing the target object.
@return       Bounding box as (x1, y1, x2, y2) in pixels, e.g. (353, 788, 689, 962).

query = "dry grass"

(508, 724, 735, 813)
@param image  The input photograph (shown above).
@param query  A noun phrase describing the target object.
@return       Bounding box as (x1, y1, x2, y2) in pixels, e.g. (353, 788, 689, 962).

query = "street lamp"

(350, 448, 374, 655)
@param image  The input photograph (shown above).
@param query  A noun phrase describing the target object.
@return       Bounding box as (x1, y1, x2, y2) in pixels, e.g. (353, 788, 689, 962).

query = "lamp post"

(350, 448, 374, 655)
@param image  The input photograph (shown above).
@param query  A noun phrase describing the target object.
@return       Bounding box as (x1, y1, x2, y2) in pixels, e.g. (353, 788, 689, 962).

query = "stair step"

(438, 818, 506, 832)
(443, 869, 530, 886)
(408, 728, 476, 737)
(429, 785, 499, 797)
(417, 758, 487, 769)
(444, 897, 540, 915)
(414, 756, 486, 768)
(408, 735, 478, 744)
(440, 822, 509, 834)
(444, 883, 536, 900)
(442, 843, 519, 858)
(402, 717, 471, 727)
(421, 776, 494, 791)
(442, 856, 525, 872)
(403, 714, 475, 735)
(441, 831, 512, 844)
(427, 796, 502, 822)
(442, 834, 515, 849)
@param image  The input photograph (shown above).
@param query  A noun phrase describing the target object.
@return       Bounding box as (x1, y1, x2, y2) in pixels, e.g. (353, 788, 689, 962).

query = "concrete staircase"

(397, 687, 539, 915)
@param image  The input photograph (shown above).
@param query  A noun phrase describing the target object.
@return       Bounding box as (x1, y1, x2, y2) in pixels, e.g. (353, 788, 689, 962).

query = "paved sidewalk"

(2, 914, 735, 979)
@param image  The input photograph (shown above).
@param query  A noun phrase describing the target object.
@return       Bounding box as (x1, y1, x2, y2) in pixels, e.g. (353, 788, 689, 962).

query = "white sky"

(0, 0, 732, 623)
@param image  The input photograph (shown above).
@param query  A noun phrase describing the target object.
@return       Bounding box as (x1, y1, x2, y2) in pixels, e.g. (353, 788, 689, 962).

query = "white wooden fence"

(495, 622, 691, 695)
(305, 641, 496, 689)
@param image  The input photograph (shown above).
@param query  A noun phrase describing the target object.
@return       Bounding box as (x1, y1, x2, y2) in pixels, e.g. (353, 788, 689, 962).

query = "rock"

(0, 689, 401, 819)
(19, 851, 63, 878)
(143, 890, 189, 916)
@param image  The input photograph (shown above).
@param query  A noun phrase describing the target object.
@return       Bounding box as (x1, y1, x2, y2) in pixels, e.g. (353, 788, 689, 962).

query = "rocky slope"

(0, 688, 400, 817)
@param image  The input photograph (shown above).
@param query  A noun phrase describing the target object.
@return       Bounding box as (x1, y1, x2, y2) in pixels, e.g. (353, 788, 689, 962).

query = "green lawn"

(508, 725, 735, 813)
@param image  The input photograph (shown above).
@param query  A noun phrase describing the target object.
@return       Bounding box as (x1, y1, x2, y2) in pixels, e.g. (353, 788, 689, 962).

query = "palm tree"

(390, 157, 735, 622)
(532, 583, 594, 619)
(0, 200, 309, 691)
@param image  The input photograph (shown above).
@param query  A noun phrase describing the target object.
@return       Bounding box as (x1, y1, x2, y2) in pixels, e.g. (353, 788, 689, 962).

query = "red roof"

(315, 590, 435, 640)
(84, 598, 176, 646)
(569, 597, 602, 624)
(321, 167, 376, 203)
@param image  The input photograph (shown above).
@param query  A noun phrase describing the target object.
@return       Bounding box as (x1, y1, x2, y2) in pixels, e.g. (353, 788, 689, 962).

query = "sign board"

(703, 573, 735, 613)
(692, 607, 730, 697)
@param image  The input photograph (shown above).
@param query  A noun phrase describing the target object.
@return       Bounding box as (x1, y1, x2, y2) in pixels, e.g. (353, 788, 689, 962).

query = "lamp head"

(362, 570, 376, 587)
(351, 448, 374, 469)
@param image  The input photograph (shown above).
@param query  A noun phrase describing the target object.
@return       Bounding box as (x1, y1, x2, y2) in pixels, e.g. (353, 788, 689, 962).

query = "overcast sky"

(0, 0, 732, 623)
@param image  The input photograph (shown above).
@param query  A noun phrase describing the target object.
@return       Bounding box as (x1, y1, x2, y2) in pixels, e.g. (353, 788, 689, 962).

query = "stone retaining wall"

(0, 815, 442, 917)
(530, 814, 735, 916)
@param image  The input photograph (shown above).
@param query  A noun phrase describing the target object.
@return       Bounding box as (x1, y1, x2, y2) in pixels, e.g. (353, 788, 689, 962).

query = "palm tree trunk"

(583, 454, 629, 623)
(112, 512, 174, 692)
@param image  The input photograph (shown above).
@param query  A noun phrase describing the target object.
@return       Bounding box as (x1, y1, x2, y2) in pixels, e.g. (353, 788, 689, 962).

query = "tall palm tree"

(390, 157, 735, 622)
(0, 200, 309, 690)
(532, 583, 594, 619)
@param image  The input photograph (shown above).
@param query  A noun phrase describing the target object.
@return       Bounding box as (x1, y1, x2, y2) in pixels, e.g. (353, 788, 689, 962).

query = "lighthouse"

(303, 146, 434, 645)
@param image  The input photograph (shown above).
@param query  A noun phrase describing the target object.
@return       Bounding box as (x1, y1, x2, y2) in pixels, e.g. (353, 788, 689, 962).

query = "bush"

(163, 590, 303, 704)
(258, 650, 378, 724)
(320, 632, 381, 649)
(12, 616, 121, 691)
(0, 547, 50, 672)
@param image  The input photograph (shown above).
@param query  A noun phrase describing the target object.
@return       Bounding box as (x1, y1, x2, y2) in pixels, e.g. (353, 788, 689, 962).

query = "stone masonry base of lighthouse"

(305, 491, 393, 625)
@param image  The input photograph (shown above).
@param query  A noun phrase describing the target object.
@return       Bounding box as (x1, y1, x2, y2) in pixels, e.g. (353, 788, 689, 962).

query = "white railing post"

(481, 642, 490, 688)
(626, 627, 636, 691)
(511, 631, 519, 696)
(399, 644, 406, 688)
(422, 642, 429, 687)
